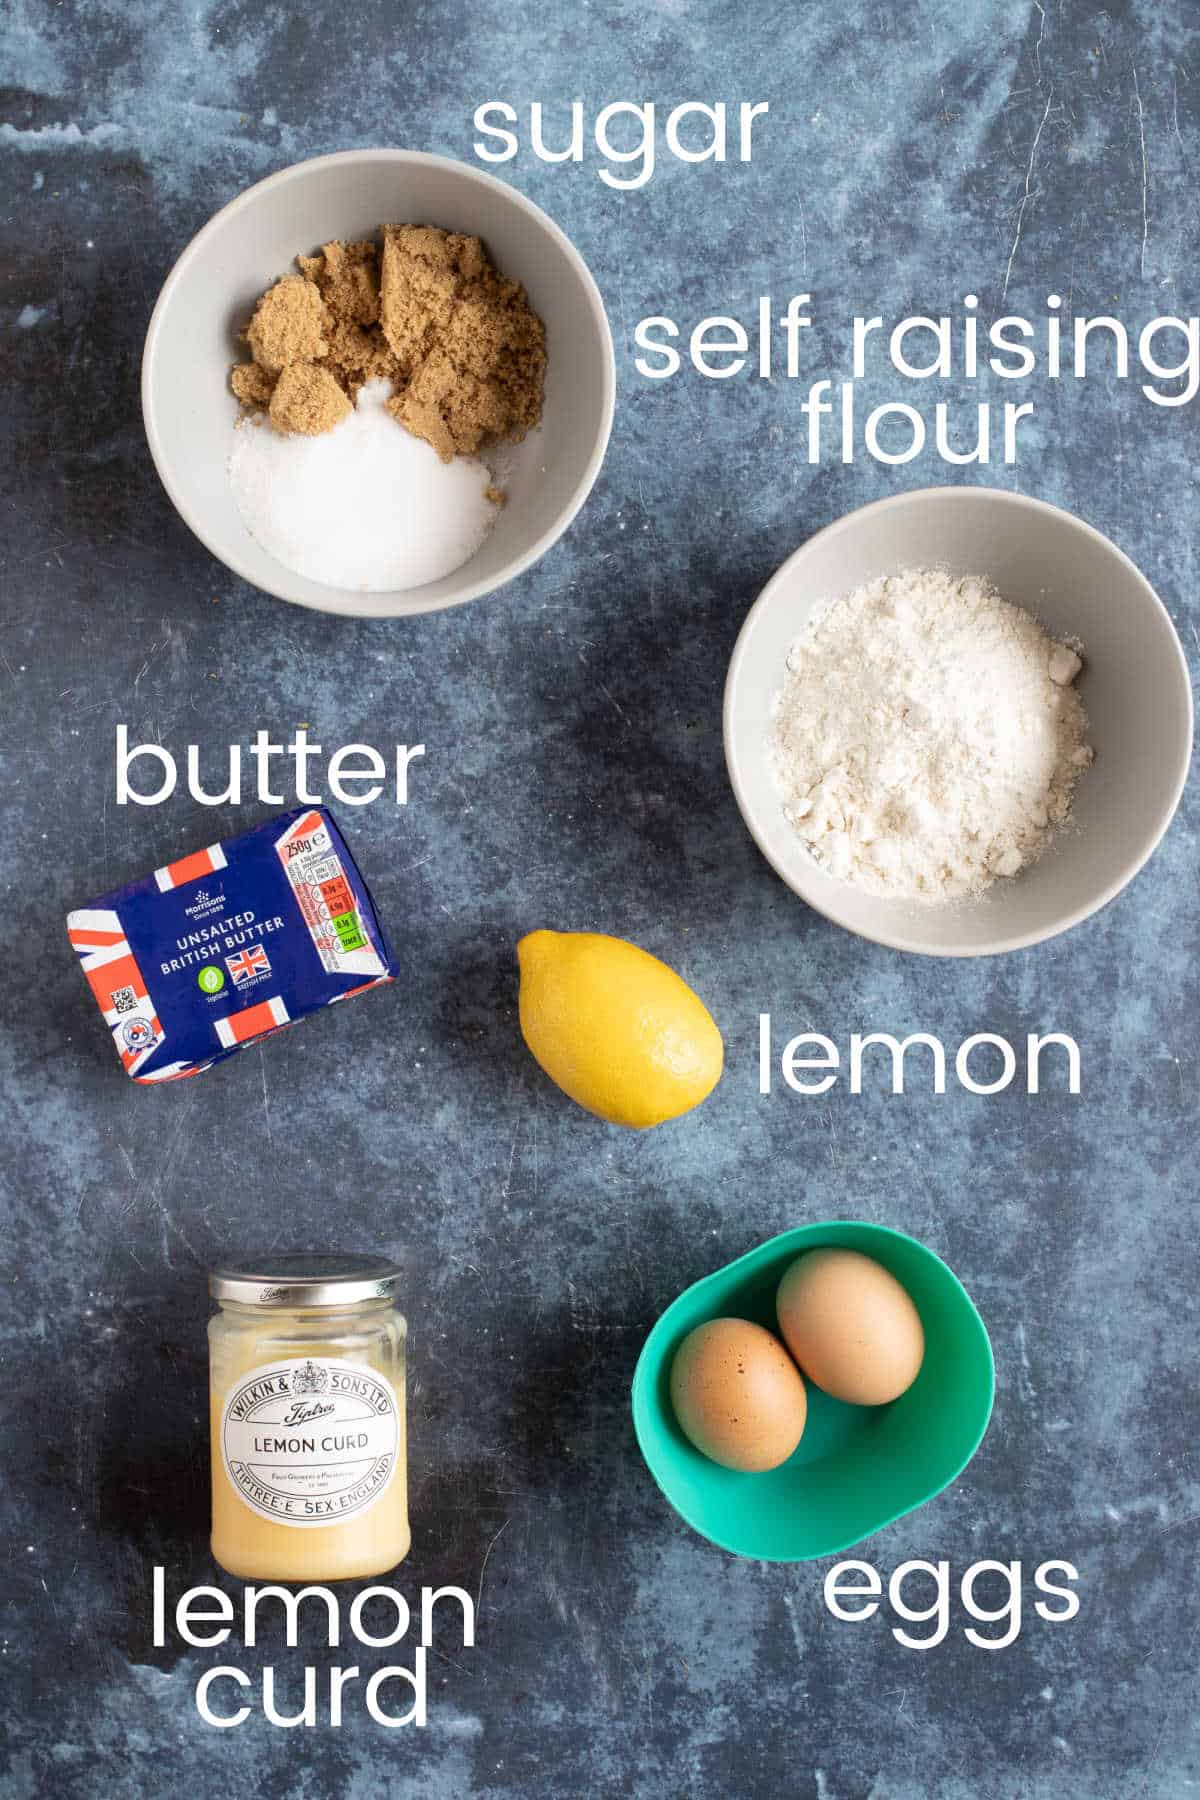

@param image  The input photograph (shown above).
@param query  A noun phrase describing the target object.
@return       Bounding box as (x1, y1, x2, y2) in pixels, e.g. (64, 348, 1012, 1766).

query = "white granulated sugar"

(228, 379, 497, 591)
(769, 568, 1094, 903)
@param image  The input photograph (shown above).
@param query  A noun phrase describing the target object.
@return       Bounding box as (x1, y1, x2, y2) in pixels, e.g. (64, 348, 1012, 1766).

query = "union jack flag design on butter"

(66, 807, 397, 1083)
(227, 944, 271, 986)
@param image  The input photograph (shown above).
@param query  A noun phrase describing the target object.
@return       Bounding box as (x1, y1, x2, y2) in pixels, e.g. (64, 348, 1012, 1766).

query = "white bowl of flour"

(724, 488, 1192, 956)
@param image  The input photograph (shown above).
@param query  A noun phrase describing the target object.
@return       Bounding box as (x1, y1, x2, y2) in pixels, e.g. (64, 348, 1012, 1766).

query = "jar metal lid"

(208, 1251, 402, 1308)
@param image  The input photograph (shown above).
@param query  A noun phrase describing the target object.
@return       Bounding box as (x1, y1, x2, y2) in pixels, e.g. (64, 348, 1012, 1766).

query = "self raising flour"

(768, 570, 1094, 903)
(228, 379, 498, 591)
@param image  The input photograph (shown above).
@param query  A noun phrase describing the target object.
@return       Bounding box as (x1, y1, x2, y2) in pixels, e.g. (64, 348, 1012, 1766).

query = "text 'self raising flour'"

(66, 807, 397, 1081)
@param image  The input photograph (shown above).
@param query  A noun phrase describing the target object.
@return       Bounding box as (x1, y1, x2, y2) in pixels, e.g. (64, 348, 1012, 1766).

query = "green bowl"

(631, 1221, 994, 1561)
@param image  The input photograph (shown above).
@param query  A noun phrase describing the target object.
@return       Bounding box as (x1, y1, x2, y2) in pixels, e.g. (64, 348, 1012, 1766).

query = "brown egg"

(776, 1249, 924, 1405)
(669, 1317, 808, 1471)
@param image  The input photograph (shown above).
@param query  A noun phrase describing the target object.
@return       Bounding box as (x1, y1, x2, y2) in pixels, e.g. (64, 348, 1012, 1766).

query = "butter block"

(67, 807, 397, 1082)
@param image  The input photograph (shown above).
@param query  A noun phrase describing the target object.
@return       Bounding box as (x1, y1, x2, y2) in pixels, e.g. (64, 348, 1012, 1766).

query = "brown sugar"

(379, 226, 545, 459)
(245, 275, 330, 372)
(306, 238, 381, 326)
(323, 318, 399, 395)
(378, 226, 463, 368)
(389, 346, 512, 462)
(269, 362, 352, 436)
(231, 226, 545, 460)
(231, 362, 276, 408)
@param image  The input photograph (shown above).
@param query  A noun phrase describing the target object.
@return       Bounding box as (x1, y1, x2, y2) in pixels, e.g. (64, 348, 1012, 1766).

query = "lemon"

(516, 930, 723, 1129)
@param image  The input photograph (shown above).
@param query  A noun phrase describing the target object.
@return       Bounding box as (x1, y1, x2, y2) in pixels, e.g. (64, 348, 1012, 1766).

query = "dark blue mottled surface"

(2, 1, 1198, 1795)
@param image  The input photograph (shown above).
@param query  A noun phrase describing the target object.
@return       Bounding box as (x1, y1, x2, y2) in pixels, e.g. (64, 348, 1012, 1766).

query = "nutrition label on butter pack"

(275, 810, 385, 979)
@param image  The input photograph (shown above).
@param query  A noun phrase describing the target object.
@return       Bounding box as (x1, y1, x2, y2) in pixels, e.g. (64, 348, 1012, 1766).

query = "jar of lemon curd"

(208, 1253, 409, 1582)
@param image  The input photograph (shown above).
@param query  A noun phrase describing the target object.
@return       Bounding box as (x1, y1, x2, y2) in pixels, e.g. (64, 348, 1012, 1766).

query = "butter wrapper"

(66, 807, 397, 1082)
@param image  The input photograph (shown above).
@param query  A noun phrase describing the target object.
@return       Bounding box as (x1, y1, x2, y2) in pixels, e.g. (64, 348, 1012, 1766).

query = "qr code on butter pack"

(111, 985, 137, 1015)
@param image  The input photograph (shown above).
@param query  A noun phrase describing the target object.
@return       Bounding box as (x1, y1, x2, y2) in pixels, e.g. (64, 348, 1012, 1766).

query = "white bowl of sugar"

(142, 150, 614, 618)
(724, 487, 1193, 956)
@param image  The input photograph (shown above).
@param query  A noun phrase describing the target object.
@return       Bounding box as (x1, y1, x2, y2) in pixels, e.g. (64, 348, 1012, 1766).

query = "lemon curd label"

(221, 1358, 400, 1528)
